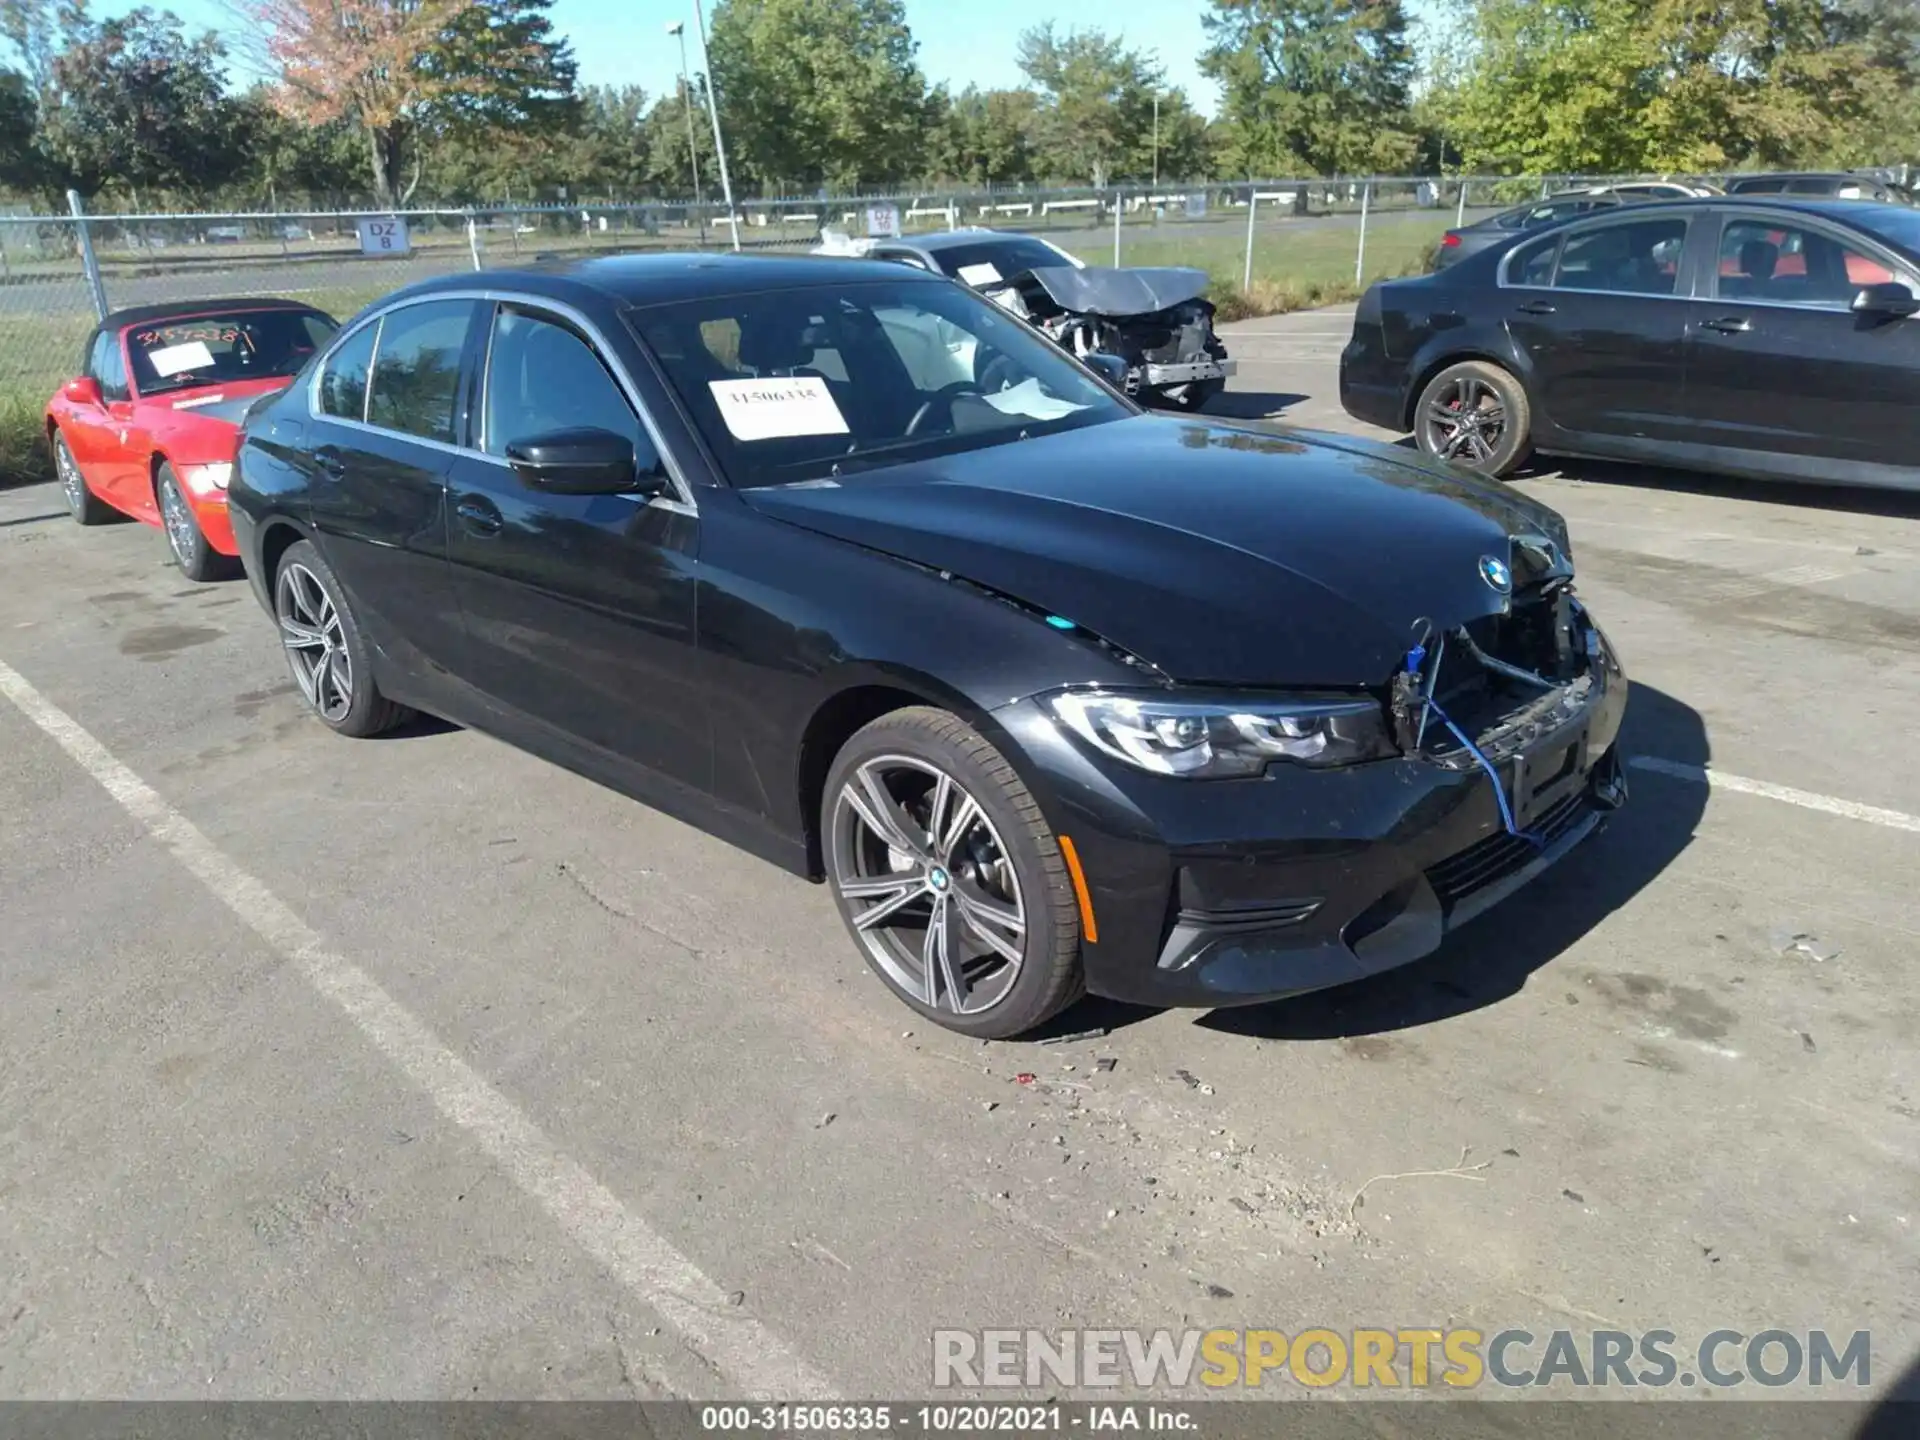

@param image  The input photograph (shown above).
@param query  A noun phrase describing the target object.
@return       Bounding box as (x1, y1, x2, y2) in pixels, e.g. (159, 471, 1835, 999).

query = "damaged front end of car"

(986, 265, 1236, 411)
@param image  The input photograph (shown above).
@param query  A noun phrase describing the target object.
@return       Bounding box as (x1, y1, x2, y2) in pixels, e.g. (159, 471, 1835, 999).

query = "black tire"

(155, 462, 235, 582)
(273, 539, 414, 738)
(53, 430, 113, 525)
(823, 706, 1084, 1039)
(1412, 359, 1533, 478)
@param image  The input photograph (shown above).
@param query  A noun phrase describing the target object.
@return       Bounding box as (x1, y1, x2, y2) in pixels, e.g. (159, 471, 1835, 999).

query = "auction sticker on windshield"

(708, 377, 850, 441)
(147, 341, 215, 376)
(957, 261, 1003, 286)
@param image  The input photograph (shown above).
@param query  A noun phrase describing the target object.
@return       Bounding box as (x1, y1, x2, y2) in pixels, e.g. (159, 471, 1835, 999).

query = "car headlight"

(187, 462, 232, 491)
(1046, 691, 1397, 777)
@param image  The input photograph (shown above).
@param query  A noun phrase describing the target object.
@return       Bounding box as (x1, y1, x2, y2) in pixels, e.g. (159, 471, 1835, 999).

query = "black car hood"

(1009, 265, 1212, 317)
(741, 417, 1572, 688)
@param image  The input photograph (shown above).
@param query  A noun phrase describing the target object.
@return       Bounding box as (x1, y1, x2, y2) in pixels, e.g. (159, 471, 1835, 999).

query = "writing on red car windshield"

(126, 310, 338, 395)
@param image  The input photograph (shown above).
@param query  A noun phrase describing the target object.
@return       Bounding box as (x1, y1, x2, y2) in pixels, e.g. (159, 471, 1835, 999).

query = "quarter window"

(1552, 218, 1688, 296)
(1715, 220, 1895, 305)
(1509, 234, 1560, 286)
(482, 307, 642, 457)
(318, 322, 377, 421)
(366, 300, 472, 444)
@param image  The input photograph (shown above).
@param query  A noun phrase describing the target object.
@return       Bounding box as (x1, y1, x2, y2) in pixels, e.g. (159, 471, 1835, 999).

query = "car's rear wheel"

(1414, 360, 1532, 477)
(823, 707, 1084, 1039)
(156, 462, 233, 582)
(53, 431, 112, 525)
(274, 539, 414, 738)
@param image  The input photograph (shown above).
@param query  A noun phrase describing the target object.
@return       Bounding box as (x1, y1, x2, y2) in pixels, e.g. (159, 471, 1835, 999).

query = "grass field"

(0, 213, 1453, 488)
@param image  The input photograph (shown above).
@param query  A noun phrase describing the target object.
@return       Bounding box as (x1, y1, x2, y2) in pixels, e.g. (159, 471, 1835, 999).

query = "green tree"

(1201, 0, 1418, 177)
(1434, 0, 1920, 175)
(233, 87, 365, 205)
(641, 81, 717, 196)
(706, 0, 929, 192)
(926, 85, 1040, 185)
(40, 7, 250, 200)
(1015, 24, 1168, 185)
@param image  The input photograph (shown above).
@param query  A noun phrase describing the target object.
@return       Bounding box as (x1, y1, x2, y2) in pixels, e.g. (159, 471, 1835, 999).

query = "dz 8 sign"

(356, 217, 412, 257)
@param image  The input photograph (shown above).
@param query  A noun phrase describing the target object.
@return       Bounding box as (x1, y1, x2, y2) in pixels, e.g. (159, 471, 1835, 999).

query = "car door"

(442, 300, 706, 790)
(1503, 210, 1697, 442)
(93, 332, 148, 512)
(61, 331, 124, 499)
(1681, 210, 1920, 474)
(303, 298, 476, 683)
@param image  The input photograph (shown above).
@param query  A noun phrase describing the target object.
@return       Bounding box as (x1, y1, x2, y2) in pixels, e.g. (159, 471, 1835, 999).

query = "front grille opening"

(1426, 790, 1592, 910)
(1415, 590, 1592, 768)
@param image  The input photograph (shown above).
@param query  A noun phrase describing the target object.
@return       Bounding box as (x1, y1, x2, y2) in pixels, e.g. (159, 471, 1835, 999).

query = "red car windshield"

(126, 309, 338, 396)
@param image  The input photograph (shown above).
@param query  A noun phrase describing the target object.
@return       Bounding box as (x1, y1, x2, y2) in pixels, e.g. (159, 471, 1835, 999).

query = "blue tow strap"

(1406, 642, 1544, 850)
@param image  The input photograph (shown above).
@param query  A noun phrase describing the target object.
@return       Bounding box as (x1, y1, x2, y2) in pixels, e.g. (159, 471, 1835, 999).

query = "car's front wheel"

(274, 539, 414, 738)
(823, 707, 1084, 1039)
(156, 462, 234, 581)
(1413, 360, 1533, 477)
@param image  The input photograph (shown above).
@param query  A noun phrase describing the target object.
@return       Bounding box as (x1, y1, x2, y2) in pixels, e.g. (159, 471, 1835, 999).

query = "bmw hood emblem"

(1479, 554, 1513, 594)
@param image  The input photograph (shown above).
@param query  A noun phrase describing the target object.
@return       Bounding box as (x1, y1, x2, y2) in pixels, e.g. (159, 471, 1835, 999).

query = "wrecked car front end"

(988, 265, 1236, 411)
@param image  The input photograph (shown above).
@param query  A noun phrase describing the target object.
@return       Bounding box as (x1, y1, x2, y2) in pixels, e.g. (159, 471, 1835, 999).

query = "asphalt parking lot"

(3, 306, 1918, 1415)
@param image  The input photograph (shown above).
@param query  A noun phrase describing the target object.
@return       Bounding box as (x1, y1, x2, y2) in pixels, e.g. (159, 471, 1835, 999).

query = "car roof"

(103, 296, 330, 332)
(1726, 172, 1878, 186)
(394, 251, 944, 310)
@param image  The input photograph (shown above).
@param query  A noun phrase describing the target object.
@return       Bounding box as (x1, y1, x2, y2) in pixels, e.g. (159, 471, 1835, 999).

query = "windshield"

(127, 309, 338, 396)
(631, 278, 1132, 488)
(926, 238, 1080, 284)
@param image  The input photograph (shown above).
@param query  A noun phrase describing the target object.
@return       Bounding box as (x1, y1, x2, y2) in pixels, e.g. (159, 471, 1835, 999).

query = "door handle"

(1516, 301, 1557, 315)
(312, 445, 347, 477)
(456, 496, 503, 536)
(1703, 316, 1752, 334)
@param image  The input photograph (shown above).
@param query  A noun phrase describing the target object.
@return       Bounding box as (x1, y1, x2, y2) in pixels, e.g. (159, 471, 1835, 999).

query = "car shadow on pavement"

(1198, 390, 1310, 421)
(1857, 1348, 1920, 1439)
(1534, 455, 1920, 522)
(1194, 679, 1710, 1043)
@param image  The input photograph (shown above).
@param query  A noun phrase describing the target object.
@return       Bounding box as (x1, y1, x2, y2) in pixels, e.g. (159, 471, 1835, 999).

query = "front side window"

(318, 322, 377, 421)
(632, 278, 1132, 488)
(86, 331, 114, 386)
(97, 334, 129, 401)
(1552, 218, 1689, 296)
(366, 300, 473, 443)
(1715, 220, 1895, 305)
(483, 307, 643, 457)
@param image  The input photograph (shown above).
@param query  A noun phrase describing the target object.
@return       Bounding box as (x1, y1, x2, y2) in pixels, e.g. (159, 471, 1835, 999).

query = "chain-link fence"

(0, 170, 1881, 407)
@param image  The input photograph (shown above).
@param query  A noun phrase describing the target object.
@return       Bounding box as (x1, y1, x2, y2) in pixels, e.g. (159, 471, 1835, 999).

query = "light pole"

(691, 0, 740, 252)
(1152, 92, 1160, 189)
(665, 21, 707, 245)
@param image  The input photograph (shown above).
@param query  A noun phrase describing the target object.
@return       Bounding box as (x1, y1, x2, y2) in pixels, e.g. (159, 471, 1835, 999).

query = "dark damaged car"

(822, 227, 1235, 410)
(230, 254, 1628, 1039)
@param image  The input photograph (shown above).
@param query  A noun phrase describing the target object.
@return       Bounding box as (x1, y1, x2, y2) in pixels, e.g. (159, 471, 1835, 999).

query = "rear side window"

(1509, 234, 1561, 286)
(318, 323, 377, 421)
(366, 300, 473, 444)
(1552, 218, 1689, 296)
(482, 308, 642, 457)
(1730, 178, 1788, 195)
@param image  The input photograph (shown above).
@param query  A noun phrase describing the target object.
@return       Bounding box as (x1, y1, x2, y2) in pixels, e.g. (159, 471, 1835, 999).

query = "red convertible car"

(47, 299, 338, 579)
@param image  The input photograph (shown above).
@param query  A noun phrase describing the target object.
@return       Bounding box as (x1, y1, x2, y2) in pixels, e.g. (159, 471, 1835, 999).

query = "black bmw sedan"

(1343, 196, 1920, 488)
(231, 253, 1627, 1038)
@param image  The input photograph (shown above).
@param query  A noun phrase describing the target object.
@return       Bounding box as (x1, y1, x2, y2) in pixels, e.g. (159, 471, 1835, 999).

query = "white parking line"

(1629, 755, 1920, 834)
(0, 656, 839, 1402)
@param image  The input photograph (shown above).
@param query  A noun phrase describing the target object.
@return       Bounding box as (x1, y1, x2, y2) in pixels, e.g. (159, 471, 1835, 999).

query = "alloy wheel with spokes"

(1413, 360, 1532, 477)
(830, 754, 1029, 1017)
(159, 474, 199, 566)
(277, 560, 354, 724)
(54, 433, 110, 525)
(1421, 375, 1506, 464)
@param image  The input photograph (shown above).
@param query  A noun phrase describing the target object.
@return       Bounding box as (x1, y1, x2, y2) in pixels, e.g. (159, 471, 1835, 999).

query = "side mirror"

(63, 375, 103, 407)
(1851, 281, 1920, 318)
(503, 426, 666, 497)
(1083, 352, 1131, 389)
